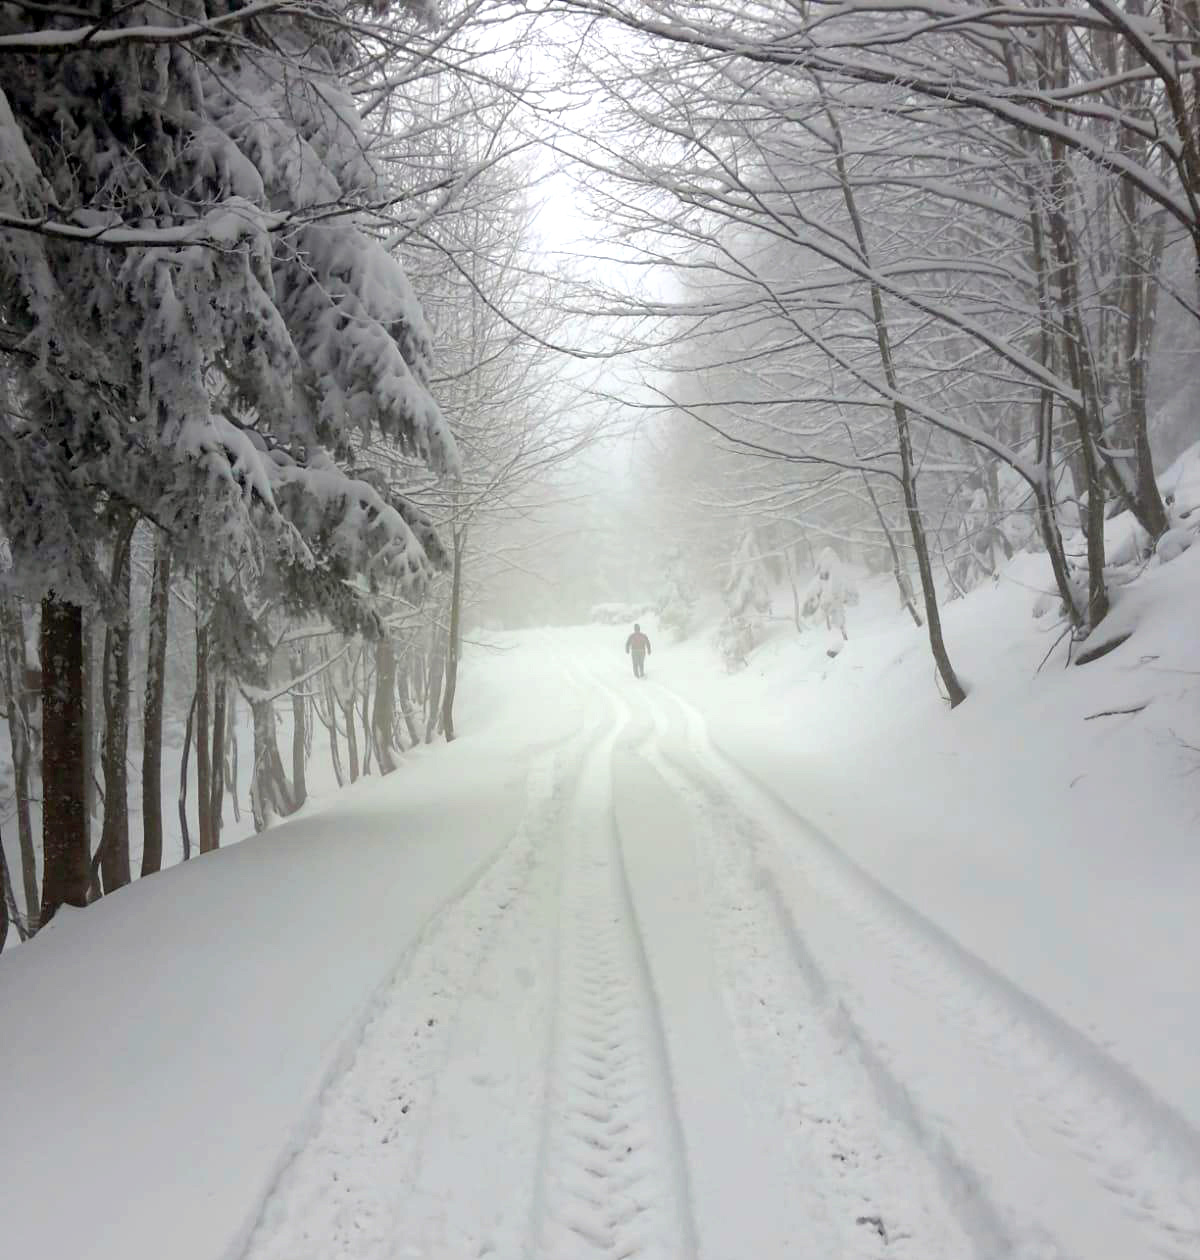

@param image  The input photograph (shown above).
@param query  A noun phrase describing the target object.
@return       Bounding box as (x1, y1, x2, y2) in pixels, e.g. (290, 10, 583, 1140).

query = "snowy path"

(237, 632, 1200, 1260)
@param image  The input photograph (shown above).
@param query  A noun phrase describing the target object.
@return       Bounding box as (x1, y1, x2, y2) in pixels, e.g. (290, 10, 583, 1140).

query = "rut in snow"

(650, 678, 1200, 1260)
(238, 753, 560, 1260)
(530, 697, 694, 1260)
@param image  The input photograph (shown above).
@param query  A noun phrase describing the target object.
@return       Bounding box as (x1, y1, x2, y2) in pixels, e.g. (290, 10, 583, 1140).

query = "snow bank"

(652, 543, 1200, 1132)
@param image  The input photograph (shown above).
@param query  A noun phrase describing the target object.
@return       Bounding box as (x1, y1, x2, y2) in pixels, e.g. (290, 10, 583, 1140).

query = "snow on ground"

(3, 534, 1200, 1260)
(651, 544, 1200, 1138)
(0, 641, 583, 1260)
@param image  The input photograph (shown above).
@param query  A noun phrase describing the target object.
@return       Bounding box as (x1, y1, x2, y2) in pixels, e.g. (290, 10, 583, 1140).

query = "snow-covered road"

(237, 630, 1200, 1260)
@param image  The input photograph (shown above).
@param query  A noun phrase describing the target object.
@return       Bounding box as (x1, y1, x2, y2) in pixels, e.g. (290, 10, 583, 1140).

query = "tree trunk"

(0, 822, 9, 951)
(322, 670, 345, 787)
(441, 529, 465, 743)
(424, 630, 445, 744)
(398, 658, 421, 747)
(373, 637, 398, 772)
(178, 691, 196, 861)
(225, 688, 241, 824)
(209, 676, 226, 848)
(40, 595, 90, 922)
(250, 699, 294, 832)
(141, 537, 171, 877)
(1, 596, 39, 925)
(195, 597, 214, 853)
(99, 516, 135, 894)
(343, 697, 359, 783)
(291, 684, 307, 811)
(823, 100, 966, 705)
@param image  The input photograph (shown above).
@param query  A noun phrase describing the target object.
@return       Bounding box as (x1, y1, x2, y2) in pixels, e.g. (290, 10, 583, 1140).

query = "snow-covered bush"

(801, 547, 856, 640)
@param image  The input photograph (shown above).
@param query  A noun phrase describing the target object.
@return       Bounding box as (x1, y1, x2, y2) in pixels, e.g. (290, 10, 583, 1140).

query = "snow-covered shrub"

(715, 617, 756, 672)
(801, 547, 855, 639)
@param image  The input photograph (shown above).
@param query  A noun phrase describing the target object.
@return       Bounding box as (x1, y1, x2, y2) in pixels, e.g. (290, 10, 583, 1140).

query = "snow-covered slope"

(653, 534, 1200, 1135)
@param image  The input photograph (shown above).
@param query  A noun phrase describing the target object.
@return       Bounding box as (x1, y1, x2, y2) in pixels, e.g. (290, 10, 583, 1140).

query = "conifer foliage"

(0, 0, 461, 921)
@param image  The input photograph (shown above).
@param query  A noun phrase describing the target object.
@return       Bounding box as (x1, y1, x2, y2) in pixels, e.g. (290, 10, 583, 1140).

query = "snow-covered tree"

(802, 547, 856, 643)
(0, 1, 459, 920)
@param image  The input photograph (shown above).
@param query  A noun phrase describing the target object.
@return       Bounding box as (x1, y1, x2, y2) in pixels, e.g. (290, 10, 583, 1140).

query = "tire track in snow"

(529, 686, 696, 1260)
(647, 676, 1200, 1260)
(575, 660, 980, 1259)
(237, 726, 579, 1260)
(627, 697, 979, 1260)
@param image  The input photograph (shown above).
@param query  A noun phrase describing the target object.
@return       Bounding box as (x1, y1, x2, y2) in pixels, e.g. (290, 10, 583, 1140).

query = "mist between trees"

(2, 0, 1199, 943)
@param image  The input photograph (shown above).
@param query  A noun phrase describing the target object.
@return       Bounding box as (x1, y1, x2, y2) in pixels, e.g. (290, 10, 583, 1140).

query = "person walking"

(625, 623, 651, 678)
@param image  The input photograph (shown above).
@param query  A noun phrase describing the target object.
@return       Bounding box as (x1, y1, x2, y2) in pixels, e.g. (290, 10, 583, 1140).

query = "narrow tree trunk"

(398, 658, 421, 747)
(81, 619, 101, 902)
(195, 603, 214, 853)
(359, 656, 373, 776)
(100, 516, 135, 894)
(291, 686, 307, 810)
(823, 102, 966, 705)
(0, 822, 9, 952)
(209, 676, 226, 848)
(225, 688, 241, 824)
(178, 692, 196, 862)
(251, 699, 294, 831)
(424, 631, 445, 744)
(343, 698, 359, 783)
(441, 529, 465, 743)
(40, 595, 90, 922)
(141, 538, 171, 877)
(1, 597, 38, 924)
(321, 670, 345, 787)
(373, 637, 398, 772)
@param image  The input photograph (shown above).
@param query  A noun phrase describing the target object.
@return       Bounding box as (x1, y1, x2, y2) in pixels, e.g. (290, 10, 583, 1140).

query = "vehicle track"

(529, 686, 695, 1260)
(238, 749, 560, 1260)
(644, 674, 1200, 1260)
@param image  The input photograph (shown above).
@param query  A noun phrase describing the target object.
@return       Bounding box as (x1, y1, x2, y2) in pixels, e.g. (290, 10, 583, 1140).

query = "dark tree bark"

(291, 680, 307, 810)
(99, 516, 135, 894)
(343, 695, 359, 783)
(195, 599, 214, 853)
(1, 824, 10, 952)
(209, 676, 226, 848)
(141, 539, 171, 876)
(178, 692, 196, 862)
(40, 595, 90, 922)
(250, 698, 294, 831)
(1, 597, 39, 925)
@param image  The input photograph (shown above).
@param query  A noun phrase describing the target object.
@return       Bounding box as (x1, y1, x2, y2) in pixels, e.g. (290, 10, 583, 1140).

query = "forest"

(2, 0, 1198, 948)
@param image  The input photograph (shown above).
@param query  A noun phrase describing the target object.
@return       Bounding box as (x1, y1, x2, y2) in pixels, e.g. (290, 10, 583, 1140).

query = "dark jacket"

(625, 631, 651, 655)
